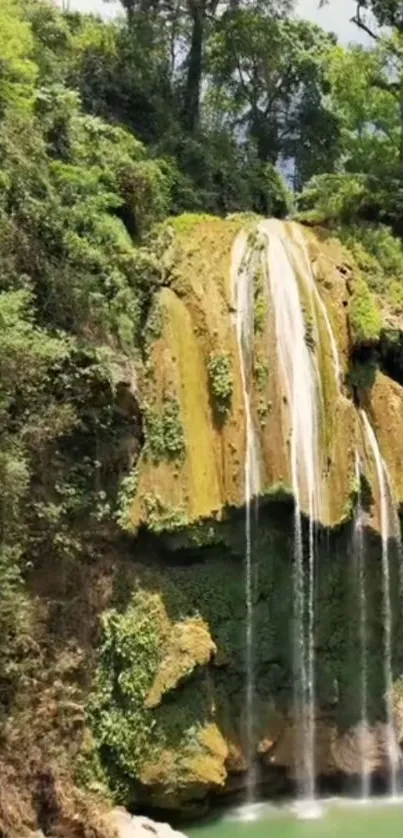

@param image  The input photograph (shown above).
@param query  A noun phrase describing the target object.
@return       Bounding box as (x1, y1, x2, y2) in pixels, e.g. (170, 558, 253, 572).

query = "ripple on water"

(291, 799, 324, 820)
(188, 796, 403, 838)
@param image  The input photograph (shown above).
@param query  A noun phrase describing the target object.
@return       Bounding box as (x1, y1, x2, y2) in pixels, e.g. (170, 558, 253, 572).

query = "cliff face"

(127, 216, 402, 538)
(4, 215, 403, 834)
(78, 215, 403, 812)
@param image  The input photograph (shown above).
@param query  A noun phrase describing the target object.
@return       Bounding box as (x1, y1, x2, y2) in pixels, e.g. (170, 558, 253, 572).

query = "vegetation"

(145, 397, 185, 461)
(88, 583, 222, 806)
(207, 352, 234, 418)
(337, 223, 403, 311)
(349, 276, 382, 346)
(1, 0, 403, 828)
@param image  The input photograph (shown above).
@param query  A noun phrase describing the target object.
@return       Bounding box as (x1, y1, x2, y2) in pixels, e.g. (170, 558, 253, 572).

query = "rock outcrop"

(107, 808, 187, 838)
(127, 216, 403, 538)
(25, 214, 401, 819)
(80, 216, 403, 813)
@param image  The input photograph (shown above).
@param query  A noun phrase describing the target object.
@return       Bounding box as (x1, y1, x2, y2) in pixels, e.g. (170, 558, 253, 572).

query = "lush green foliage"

(299, 4, 403, 233)
(349, 276, 382, 346)
(208, 14, 340, 188)
(207, 353, 234, 418)
(0, 0, 171, 702)
(336, 223, 403, 316)
(2, 0, 403, 818)
(145, 398, 185, 461)
(88, 585, 211, 803)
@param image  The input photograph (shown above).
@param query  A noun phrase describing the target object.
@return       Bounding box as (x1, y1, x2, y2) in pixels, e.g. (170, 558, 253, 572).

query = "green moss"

(336, 223, 403, 319)
(389, 280, 403, 313)
(260, 482, 293, 503)
(360, 473, 374, 512)
(165, 519, 230, 550)
(88, 503, 396, 807)
(88, 591, 165, 800)
(253, 264, 267, 333)
(116, 467, 139, 532)
(305, 314, 315, 350)
(145, 617, 215, 709)
(166, 213, 219, 234)
(145, 296, 164, 349)
(88, 585, 223, 806)
(145, 397, 185, 461)
(74, 738, 112, 799)
(349, 276, 382, 346)
(207, 352, 233, 419)
(143, 492, 189, 533)
(347, 359, 377, 391)
(257, 400, 270, 426)
(253, 356, 268, 391)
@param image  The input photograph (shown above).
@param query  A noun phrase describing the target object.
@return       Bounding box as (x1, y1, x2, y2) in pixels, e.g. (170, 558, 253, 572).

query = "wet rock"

(144, 617, 216, 709)
(260, 715, 400, 780)
(108, 807, 188, 838)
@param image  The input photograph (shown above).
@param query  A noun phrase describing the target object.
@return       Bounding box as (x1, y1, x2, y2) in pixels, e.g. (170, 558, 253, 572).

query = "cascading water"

(231, 233, 261, 804)
(361, 411, 399, 797)
(353, 451, 370, 800)
(259, 220, 322, 802)
(232, 221, 401, 810)
(291, 225, 341, 388)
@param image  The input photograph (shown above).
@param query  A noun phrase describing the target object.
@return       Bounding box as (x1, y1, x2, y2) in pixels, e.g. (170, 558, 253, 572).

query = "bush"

(349, 276, 382, 346)
(145, 398, 185, 461)
(207, 353, 233, 418)
(297, 173, 369, 223)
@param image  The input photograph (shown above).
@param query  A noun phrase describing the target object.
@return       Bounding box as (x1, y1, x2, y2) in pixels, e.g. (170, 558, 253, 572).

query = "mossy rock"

(349, 275, 382, 346)
(145, 617, 216, 709)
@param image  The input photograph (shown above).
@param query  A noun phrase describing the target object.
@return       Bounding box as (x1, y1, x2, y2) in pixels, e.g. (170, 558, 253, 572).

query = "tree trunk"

(399, 70, 403, 178)
(183, 0, 205, 133)
(124, 0, 136, 27)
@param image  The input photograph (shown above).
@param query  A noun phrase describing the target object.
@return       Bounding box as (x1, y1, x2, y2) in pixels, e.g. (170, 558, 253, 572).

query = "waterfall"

(259, 220, 321, 802)
(361, 411, 399, 796)
(291, 225, 341, 389)
(232, 221, 401, 807)
(231, 233, 261, 803)
(354, 451, 370, 800)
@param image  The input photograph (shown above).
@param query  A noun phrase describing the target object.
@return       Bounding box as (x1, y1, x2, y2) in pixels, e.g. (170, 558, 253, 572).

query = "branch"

(370, 75, 400, 98)
(351, 2, 379, 41)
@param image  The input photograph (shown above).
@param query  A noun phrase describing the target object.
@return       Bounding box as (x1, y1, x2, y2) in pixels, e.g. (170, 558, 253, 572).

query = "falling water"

(259, 220, 322, 802)
(354, 451, 370, 800)
(361, 411, 398, 797)
(231, 233, 261, 803)
(291, 225, 341, 388)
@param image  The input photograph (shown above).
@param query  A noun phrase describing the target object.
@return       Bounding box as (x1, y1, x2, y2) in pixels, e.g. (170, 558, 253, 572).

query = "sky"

(65, 0, 369, 45)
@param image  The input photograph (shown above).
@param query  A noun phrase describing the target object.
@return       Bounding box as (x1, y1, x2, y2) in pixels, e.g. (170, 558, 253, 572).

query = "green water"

(187, 799, 403, 838)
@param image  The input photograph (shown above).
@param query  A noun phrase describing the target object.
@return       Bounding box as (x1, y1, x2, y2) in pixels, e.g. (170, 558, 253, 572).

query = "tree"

(322, 0, 403, 176)
(207, 11, 340, 186)
(0, 0, 173, 694)
(352, 0, 403, 32)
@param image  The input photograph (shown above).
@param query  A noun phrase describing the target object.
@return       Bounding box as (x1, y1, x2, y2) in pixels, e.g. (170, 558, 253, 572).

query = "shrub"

(207, 353, 233, 419)
(349, 276, 382, 346)
(145, 397, 185, 461)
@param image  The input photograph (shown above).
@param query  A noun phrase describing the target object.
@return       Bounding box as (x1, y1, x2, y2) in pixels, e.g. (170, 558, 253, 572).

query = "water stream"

(291, 224, 341, 388)
(232, 222, 401, 807)
(354, 451, 370, 800)
(360, 411, 398, 797)
(231, 233, 261, 803)
(259, 220, 321, 802)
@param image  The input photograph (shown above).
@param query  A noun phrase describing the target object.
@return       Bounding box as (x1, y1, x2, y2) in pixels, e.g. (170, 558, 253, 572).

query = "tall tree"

(322, 0, 403, 175)
(208, 11, 340, 185)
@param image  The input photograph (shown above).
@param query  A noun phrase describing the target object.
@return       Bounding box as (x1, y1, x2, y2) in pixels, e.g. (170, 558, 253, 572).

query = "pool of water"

(187, 798, 403, 838)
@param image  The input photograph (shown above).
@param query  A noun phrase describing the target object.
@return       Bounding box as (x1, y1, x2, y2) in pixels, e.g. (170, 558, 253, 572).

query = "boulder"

(108, 807, 188, 838)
